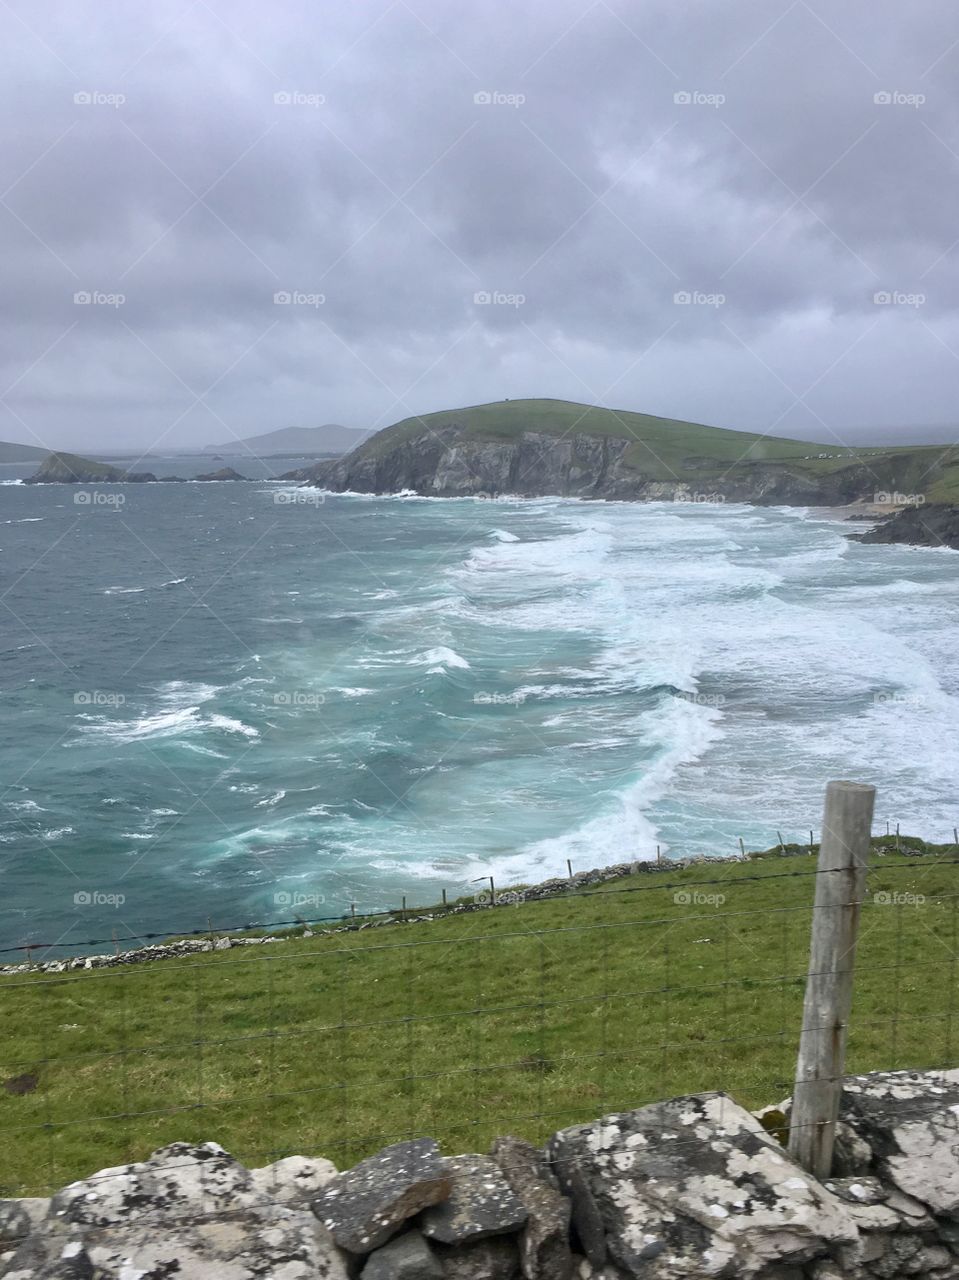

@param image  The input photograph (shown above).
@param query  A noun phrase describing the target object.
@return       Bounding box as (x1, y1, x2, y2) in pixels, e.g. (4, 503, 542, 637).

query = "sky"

(2, 0, 959, 451)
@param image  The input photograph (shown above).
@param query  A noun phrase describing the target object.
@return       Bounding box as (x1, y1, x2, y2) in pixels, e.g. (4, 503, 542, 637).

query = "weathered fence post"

(788, 779, 875, 1179)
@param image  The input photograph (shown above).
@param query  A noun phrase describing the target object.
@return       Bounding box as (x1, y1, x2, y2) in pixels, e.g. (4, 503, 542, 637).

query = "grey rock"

(0, 1200, 34, 1245)
(315, 1138, 452, 1253)
(490, 1135, 572, 1279)
(251, 1154, 338, 1206)
(436, 1236, 521, 1278)
(39, 1141, 349, 1279)
(362, 1230, 443, 1279)
(821, 1176, 887, 1206)
(3, 1235, 93, 1280)
(832, 1121, 873, 1177)
(420, 1154, 527, 1246)
(883, 1186, 935, 1230)
(549, 1093, 858, 1278)
(841, 1068, 959, 1216)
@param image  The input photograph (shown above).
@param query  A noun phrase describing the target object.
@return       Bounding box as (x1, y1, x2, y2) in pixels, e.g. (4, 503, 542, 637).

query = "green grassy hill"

(1, 840, 955, 1196)
(355, 399, 959, 496)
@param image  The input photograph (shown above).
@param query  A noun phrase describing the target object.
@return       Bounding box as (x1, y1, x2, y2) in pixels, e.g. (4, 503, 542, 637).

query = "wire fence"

(1, 816, 957, 1201)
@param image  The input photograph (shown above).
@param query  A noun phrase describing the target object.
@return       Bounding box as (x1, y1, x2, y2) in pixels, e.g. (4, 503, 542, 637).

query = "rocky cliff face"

(859, 503, 959, 550)
(308, 428, 912, 506)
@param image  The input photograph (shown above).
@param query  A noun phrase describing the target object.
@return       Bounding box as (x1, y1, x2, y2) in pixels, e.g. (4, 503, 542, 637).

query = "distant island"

(22, 453, 248, 484)
(0, 439, 53, 464)
(202, 424, 370, 455)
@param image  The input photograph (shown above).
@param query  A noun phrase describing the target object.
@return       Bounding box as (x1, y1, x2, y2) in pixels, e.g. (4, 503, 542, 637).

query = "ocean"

(2, 461, 958, 952)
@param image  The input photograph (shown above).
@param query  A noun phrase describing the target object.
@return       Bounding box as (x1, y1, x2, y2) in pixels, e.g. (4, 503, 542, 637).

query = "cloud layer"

(2, 0, 958, 450)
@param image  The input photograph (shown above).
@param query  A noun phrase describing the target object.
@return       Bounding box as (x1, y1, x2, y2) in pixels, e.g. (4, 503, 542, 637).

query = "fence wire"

(0, 848, 956, 1208)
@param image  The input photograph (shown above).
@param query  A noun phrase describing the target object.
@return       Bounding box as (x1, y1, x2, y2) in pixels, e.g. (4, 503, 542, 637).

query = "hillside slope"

(305, 399, 959, 505)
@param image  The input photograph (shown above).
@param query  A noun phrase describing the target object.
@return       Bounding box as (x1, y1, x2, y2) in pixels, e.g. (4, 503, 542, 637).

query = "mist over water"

(2, 474, 958, 952)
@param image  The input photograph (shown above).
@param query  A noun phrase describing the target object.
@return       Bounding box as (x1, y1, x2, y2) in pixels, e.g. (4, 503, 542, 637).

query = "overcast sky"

(2, 0, 958, 451)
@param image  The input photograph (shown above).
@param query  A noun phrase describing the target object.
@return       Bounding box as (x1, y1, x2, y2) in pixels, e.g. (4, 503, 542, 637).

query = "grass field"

(354, 398, 959, 496)
(1, 839, 957, 1196)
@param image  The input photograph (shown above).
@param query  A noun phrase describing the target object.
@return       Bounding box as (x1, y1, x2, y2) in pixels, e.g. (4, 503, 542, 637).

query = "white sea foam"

(418, 646, 471, 670)
(208, 714, 260, 738)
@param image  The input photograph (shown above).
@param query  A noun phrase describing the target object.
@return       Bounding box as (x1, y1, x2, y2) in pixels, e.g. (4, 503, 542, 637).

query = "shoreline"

(2, 835, 943, 978)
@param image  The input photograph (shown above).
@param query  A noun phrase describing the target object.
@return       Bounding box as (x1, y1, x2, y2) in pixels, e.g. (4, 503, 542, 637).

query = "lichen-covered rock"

(420, 1154, 527, 1246)
(549, 1093, 858, 1278)
(361, 1229, 444, 1278)
(490, 1135, 572, 1279)
(315, 1138, 452, 1253)
(12, 1142, 350, 1279)
(840, 1068, 959, 1218)
(251, 1154, 338, 1207)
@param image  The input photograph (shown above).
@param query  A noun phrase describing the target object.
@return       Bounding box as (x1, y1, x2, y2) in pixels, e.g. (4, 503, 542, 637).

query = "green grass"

(356, 398, 959, 494)
(1, 840, 958, 1196)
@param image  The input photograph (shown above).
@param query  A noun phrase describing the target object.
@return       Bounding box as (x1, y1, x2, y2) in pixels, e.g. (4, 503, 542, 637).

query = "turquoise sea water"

(2, 465, 959, 952)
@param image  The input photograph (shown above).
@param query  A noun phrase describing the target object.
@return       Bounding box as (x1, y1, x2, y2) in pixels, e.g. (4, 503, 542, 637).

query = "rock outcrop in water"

(22, 452, 157, 484)
(858, 503, 959, 550)
(192, 465, 248, 481)
(23, 454, 251, 484)
(5, 1070, 959, 1278)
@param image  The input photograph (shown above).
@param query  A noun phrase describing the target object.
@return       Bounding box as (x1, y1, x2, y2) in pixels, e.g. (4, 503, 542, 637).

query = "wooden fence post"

(788, 780, 875, 1179)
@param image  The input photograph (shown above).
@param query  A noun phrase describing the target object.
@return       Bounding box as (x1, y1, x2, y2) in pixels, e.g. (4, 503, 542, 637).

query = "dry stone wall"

(3, 1069, 959, 1279)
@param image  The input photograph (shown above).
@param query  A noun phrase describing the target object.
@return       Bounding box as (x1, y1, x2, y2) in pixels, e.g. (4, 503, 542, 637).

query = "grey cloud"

(1, 0, 959, 452)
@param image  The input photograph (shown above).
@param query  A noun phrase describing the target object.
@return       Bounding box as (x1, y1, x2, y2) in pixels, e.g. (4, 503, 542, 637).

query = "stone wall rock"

(5, 1072, 959, 1279)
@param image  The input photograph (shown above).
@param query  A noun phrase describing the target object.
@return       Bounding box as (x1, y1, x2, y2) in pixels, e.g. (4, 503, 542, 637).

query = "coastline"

(2, 835, 943, 977)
